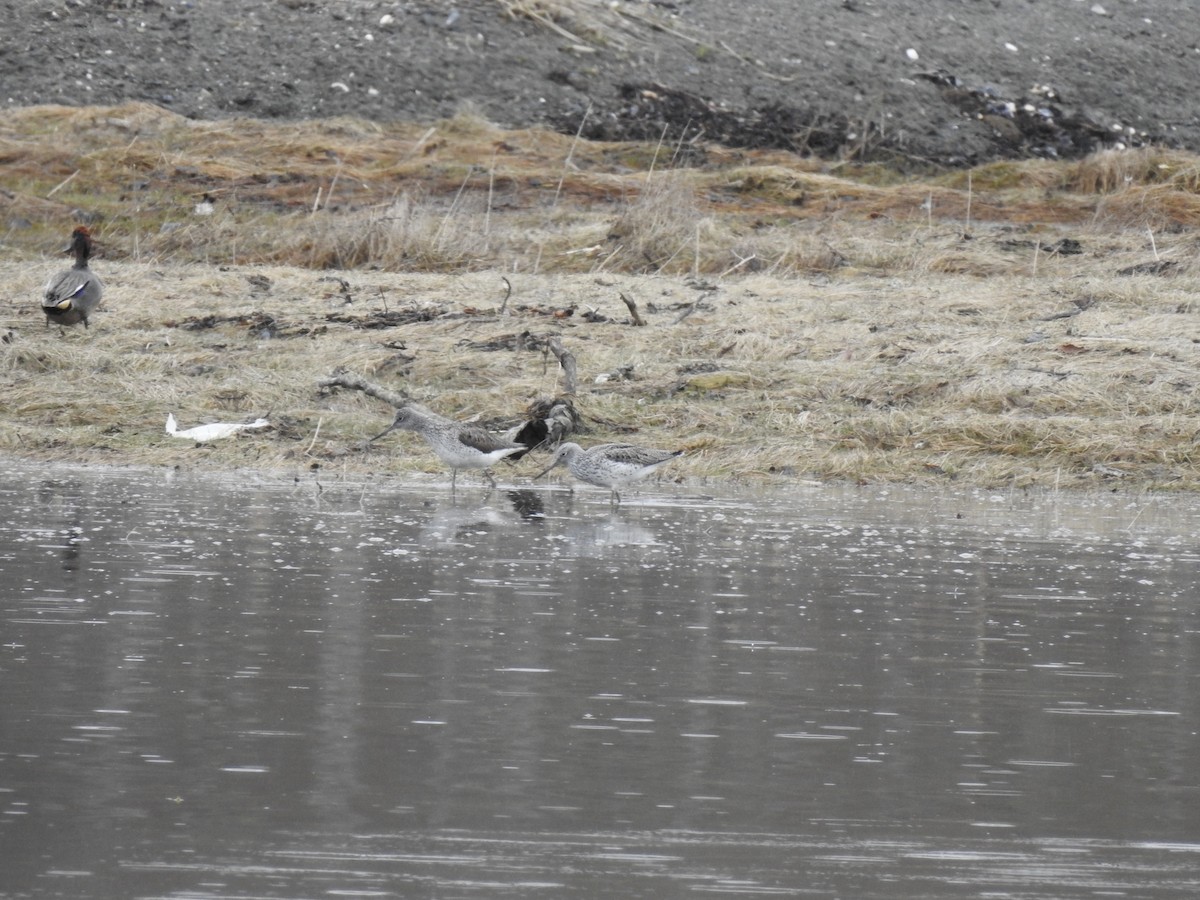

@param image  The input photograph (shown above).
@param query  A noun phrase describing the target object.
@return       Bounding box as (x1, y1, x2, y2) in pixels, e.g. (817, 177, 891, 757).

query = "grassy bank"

(2, 105, 1199, 490)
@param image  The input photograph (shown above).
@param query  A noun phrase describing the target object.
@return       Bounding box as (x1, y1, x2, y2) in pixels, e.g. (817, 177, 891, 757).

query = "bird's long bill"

(531, 459, 560, 480)
(367, 424, 397, 443)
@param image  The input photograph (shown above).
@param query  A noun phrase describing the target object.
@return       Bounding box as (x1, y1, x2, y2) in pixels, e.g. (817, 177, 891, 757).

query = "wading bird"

(534, 441, 683, 505)
(370, 405, 528, 490)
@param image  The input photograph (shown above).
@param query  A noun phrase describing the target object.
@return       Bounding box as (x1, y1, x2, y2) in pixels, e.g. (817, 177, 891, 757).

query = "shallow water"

(2, 464, 1199, 898)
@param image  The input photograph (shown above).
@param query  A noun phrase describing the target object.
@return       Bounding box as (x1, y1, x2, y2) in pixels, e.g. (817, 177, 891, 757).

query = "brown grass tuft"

(1065, 147, 1200, 193)
(605, 171, 713, 273)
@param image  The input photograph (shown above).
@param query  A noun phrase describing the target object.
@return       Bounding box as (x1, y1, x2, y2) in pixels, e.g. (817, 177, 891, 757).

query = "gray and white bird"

(369, 405, 528, 490)
(43, 226, 104, 330)
(533, 441, 683, 505)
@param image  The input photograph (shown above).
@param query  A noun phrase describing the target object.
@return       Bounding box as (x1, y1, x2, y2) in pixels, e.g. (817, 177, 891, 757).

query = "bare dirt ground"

(3, 0, 1199, 167)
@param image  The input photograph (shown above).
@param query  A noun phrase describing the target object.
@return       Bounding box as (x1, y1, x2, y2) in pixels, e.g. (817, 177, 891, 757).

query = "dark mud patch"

(560, 77, 1156, 167)
(165, 312, 322, 338)
(324, 309, 440, 329)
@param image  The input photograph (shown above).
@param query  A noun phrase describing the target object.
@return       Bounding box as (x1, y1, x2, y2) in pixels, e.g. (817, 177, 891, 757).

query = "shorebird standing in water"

(369, 405, 527, 491)
(533, 441, 683, 505)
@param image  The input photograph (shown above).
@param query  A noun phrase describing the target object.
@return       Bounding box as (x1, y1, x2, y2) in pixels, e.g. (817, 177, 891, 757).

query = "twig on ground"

(317, 370, 409, 409)
(619, 291, 647, 326)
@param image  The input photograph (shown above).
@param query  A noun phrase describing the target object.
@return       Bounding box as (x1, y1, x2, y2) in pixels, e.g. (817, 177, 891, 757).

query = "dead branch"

(541, 335, 578, 396)
(619, 291, 647, 326)
(317, 370, 409, 409)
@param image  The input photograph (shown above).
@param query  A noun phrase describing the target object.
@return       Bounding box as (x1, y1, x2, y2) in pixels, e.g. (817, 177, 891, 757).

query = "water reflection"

(2, 463, 1199, 898)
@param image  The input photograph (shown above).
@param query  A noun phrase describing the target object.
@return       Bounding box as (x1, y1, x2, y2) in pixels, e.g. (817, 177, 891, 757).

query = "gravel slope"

(2, 0, 1198, 165)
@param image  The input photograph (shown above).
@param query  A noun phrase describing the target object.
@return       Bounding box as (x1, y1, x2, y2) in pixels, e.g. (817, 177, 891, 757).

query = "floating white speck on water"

(330, 82, 350, 92)
(906, 48, 919, 61)
(379, 14, 394, 26)
(166, 414, 270, 443)
(1004, 42, 1018, 52)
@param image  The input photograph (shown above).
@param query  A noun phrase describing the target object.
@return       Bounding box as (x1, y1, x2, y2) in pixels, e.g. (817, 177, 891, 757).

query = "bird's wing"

(457, 425, 524, 454)
(44, 271, 102, 308)
(603, 444, 680, 466)
(44, 270, 87, 306)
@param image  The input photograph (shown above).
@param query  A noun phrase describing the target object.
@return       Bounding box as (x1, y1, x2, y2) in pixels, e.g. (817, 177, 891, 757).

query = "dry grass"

(3, 104, 1200, 490)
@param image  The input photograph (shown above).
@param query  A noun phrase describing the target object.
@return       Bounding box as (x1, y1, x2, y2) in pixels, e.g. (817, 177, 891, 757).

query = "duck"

(43, 226, 104, 330)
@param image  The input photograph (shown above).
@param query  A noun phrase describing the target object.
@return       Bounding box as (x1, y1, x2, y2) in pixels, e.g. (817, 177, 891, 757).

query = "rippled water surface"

(3, 463, 1200, 898)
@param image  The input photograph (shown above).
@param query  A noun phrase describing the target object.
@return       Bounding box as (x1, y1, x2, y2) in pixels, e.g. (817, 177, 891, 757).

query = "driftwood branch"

(542, 399, 578, 443)
(540, 335, 577, 396)
(619, 291, 647, 326)
(317, 370, 409, 409)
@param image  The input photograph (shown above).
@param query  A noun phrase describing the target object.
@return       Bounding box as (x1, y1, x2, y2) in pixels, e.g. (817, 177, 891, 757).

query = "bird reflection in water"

(504, 489, 545, 522)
